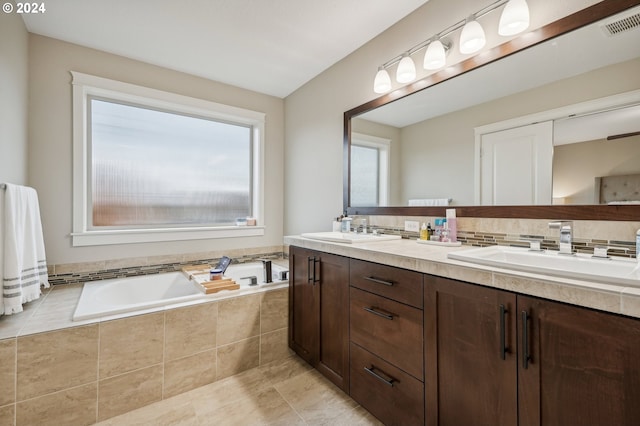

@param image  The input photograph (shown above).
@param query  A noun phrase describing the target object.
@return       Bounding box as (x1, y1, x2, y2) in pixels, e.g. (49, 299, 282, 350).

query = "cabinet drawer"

(350, 287, 423, 380)
(350, 342, 424, 426)
(350, 259, 423, 308)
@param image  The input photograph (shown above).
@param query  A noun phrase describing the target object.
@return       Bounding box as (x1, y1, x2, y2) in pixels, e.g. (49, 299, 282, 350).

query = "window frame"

(71, 71, 265, 247)
(350, 132, 391, 207)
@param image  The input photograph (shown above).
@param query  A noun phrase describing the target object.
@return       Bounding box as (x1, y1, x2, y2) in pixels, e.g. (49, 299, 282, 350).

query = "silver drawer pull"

(363, 276, 395, 286)
(363, 306, 394, 320)
(364, 366, 395, 387)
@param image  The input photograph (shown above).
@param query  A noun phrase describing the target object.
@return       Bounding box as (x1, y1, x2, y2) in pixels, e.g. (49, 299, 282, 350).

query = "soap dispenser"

(420, 223, 429, 240)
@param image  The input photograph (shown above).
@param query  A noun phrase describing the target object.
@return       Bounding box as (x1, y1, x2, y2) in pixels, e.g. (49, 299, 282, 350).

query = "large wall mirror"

(344, 0, 640, 220)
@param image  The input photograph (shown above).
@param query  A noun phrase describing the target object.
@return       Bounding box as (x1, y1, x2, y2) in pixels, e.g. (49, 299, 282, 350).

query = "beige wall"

(283, 0, 600, 235)
(398, 57, 640, 205)
(28, 35, 285, 265)
(554, 134, 640, 204)
(0, 10, 29, 185)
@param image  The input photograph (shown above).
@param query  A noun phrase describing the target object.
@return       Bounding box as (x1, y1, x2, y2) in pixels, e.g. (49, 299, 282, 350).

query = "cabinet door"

(288, 246, 319, 365)
(317, 251, 350, 391)
(425, 277, 518, 426)
(518, 296, 640, 426)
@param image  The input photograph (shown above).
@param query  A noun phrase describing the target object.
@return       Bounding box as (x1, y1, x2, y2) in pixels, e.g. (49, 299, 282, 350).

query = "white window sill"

(71, 226, 265, 247)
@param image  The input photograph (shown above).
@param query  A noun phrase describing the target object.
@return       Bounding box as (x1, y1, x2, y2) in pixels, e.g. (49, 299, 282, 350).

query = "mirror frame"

(344, 0, 640, 221)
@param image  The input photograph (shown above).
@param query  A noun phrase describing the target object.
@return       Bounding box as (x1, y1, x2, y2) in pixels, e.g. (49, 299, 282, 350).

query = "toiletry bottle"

(446, 208, 457, 242)
(333, 217, 342, 232)
(637, 229, 640, 262)
(420, 223, 429, 240)
(441, 221, 451, 243)
(341, 216, 352, 233)
(434, 218, 443, 241)
(427, 222, 433, 239)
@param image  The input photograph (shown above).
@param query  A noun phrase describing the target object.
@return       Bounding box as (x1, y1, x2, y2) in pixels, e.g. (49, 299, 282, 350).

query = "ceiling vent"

(600, 8, 640, 36)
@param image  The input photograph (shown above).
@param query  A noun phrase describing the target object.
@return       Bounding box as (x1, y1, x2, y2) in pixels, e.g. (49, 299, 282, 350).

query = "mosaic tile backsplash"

(362, 216, 640, 259)
(48, 250, 284, 286)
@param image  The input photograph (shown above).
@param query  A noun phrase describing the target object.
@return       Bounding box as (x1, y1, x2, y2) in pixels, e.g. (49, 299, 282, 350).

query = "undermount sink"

(301, 231, 401, 244)
(448, 245, 640, 287)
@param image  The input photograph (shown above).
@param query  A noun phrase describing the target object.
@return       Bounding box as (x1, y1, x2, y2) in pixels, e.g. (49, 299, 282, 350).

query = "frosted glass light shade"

(499, 0, 530, 36)
(396, 54, 416, 83)
(373, 68, 392, 93)
(423, 39, 446, 70)
(459, 19, 486, 54)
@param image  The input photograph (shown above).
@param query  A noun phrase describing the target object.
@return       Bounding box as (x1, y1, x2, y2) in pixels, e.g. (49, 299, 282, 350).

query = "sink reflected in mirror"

(301, 232, 401, 244)
(448, 245, 640, 287)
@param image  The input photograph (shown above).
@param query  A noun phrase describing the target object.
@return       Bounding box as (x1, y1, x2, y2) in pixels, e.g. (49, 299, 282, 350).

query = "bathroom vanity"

(286, 236, 640, 426)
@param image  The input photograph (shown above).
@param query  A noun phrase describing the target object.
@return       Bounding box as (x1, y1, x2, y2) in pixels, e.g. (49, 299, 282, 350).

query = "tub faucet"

(258, 259, 272, 283)
(549, 221, 573, 255)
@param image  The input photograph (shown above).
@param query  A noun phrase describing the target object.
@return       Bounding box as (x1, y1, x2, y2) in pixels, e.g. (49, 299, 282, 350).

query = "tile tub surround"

(285, 235, 640, 320)
(0, 286, 290, 425)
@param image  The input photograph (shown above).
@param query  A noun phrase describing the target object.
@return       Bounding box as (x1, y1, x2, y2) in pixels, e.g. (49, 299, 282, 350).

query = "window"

(350, 133, 390, 207)
(71, 72, 265, 246)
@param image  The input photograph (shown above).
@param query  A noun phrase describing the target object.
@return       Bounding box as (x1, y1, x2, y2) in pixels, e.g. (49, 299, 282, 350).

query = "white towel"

(408, 198, 451, 206)
(2, 184, 49, 315)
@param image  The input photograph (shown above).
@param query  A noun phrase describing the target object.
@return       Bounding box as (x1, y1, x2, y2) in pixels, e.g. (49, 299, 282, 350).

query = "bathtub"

(72, 262, 288, 321)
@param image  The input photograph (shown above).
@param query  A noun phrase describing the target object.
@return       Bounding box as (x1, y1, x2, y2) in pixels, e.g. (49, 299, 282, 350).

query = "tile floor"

(95, 355, 382, 426)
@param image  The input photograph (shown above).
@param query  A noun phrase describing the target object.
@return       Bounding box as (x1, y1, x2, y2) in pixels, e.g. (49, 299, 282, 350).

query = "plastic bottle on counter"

(420, 223, 429, 240)
(446, 208, 457, 242)
(441, 221, 451, 243)
(434, 218, 444, 241)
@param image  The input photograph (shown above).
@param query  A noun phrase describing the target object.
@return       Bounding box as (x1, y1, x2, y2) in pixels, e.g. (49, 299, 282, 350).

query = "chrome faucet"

(258, 259, 272, 283)
(549, 221, 573, 255)
(354, 217, 368, 234)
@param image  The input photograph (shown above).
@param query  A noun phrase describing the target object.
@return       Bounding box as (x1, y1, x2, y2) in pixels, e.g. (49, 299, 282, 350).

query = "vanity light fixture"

(423, 38, 448, 70)
(373, 66, 392, 93)
(459, 16, 487, 54)
(499, 0, 530, 36)
(396, 53, 417, 83)
(372, 0, 530, 93)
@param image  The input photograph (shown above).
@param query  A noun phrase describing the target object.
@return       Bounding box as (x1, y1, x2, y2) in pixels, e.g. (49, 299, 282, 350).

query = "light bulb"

(423, 39, 446, 70)
(373, 67, 391, 93)
(499, 0, 530, 36)
(396, 54, 416, 83)
(459, 19, 486, 54)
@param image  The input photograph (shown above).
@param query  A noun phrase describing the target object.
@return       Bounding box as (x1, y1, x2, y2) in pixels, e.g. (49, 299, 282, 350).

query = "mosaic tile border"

(48, 251, 284, 286)
(367, 225, 638, 259)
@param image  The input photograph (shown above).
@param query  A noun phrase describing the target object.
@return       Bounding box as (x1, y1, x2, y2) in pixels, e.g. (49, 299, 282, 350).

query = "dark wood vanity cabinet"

(288, 246, 350, 391)
(426, 277, 640, 426)
(289, 246, 640, 425)
(518, 295, 640, 426)
(349, 258, 424, 426)
(425, 277, 518, 426)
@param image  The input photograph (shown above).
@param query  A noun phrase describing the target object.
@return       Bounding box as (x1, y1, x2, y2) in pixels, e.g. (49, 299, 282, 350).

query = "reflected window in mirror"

(351, 133, 390, 207)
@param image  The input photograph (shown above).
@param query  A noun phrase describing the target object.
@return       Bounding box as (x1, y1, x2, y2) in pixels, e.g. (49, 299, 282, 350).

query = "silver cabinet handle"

(364, 366, 395, 387)
(363, 276, 394, 286)
(363, 306, 394, 320)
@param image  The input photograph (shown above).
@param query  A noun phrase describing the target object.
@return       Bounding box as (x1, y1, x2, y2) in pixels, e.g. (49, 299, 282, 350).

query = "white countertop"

(285, 235, 640, 320)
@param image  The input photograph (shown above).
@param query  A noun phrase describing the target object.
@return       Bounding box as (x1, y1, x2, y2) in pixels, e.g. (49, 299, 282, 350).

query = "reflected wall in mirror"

(345, 0, 640, 220)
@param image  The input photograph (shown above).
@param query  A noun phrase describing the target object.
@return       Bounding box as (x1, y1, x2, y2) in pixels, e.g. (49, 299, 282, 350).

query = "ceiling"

(21, 0, 428, 98)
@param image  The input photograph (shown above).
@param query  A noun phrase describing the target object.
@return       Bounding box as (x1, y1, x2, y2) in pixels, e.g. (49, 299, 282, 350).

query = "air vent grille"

(601, 12, 640, 36)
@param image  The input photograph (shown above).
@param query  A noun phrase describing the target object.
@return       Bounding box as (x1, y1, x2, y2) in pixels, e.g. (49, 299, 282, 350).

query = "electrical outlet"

(404, 220, 420, 232)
